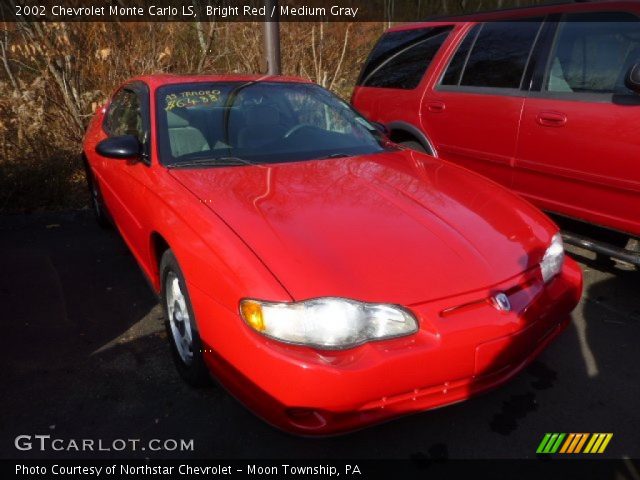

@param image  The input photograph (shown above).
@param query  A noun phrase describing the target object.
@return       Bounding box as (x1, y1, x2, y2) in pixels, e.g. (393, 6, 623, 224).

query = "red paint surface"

(85, 74, 581, 434)
(352, 1, 640, 237)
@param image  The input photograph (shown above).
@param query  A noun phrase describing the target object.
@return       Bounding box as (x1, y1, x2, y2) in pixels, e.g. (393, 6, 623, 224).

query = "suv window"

(441, 24, 481, 86)
(105, 89, 144, 141)
(357, 26, 452, 89)
(442, 20, 542, 89)
(545, 12, 640, 95)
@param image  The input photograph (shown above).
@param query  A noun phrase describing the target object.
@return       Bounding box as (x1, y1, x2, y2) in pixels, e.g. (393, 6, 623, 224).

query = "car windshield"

(156, 81, 390, 167)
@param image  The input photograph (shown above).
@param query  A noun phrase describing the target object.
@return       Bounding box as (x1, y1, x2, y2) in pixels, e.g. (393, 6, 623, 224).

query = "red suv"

(352, 1, 640, 265)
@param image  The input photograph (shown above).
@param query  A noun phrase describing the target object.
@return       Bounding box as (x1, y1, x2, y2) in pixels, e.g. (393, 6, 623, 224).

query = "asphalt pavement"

(1, 210, 638, 460)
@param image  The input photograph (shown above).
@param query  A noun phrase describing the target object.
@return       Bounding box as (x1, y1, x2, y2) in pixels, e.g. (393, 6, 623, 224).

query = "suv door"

(352, 25, 453, 142)
(423, 19, 544, 187)
(514, 11, 640, 236)
(96, 82, 153, 261)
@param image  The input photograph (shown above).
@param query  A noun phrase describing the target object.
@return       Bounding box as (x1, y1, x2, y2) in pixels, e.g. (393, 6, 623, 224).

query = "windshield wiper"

(167, 156, 255, 169)
(318, 153, 351, 159)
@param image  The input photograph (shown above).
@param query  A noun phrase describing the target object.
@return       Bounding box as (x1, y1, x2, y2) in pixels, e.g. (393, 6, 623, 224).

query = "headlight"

(239, 297, 418, 349)
(540, 233, 564, 283)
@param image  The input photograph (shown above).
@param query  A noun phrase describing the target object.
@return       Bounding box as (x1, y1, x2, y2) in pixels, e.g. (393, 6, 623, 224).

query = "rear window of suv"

(357, 26, 453, 89)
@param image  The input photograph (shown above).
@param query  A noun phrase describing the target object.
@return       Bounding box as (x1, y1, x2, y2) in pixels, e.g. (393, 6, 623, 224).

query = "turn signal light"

(240, 299, 265, 332)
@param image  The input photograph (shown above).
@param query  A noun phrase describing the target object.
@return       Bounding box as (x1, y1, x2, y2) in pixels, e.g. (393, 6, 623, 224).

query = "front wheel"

(160, 250, 211, 387)
(84, 162, 111, 229)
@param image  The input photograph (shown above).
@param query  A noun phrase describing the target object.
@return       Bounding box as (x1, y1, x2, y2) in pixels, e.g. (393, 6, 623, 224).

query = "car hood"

(169, 150, 556, 305)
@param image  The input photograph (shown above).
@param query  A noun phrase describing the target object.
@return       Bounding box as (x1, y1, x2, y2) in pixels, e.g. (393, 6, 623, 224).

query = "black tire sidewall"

(160, 250, 211, 387)
(84, 163, 112, 228)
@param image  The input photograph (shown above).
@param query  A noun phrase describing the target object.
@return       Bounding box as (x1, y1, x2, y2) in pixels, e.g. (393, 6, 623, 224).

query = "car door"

(95, 82, 154, 262)
(351, 24, 454, 139)
(422, 19, 544, 188)
(514, 11, 640, 236)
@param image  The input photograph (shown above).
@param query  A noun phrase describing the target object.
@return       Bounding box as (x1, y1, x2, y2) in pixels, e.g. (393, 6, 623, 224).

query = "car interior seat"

(166, 110, 210, 158)
(548, 57, 574, 92)
(237, 105, 287, 149)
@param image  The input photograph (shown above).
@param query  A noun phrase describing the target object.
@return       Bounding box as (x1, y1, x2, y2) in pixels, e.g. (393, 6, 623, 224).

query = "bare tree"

(0, 24, 18, 92)
(194, 18, 217, 73)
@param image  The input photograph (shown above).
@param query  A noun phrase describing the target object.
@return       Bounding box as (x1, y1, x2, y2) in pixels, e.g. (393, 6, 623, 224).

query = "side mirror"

(625, 63, 640, 94)
(371, 121, 389, 137)
(96, 135, 141, 160)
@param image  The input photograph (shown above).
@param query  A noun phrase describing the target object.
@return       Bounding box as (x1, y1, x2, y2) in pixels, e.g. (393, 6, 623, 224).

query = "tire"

(84, 162, 112, 229)
(160, 250, 211, 387)
(399, 140, 427, 153)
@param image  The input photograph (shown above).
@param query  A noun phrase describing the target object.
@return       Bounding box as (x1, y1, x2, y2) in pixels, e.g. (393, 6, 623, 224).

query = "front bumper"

(193, 258, 582, 435)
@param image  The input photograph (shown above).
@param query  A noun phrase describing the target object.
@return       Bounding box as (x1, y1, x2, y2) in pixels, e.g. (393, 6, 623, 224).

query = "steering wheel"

(283, 124, 315, 139)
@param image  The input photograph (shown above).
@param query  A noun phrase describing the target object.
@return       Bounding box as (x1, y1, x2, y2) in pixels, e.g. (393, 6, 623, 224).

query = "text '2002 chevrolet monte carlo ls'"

(82, 74, 582, 435)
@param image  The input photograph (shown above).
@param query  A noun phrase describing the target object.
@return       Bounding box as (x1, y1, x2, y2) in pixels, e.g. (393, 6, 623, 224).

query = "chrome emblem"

(492, 293, 511, 312)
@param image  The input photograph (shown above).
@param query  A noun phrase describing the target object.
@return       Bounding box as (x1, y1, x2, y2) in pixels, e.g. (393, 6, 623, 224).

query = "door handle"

(427, 101, 446, 113)
(536, 111, 567, 127)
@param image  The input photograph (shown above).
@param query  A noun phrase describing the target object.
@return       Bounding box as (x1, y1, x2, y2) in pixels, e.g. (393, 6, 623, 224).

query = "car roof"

(124, 74, 313, 89)
(387, 0, 639, 32)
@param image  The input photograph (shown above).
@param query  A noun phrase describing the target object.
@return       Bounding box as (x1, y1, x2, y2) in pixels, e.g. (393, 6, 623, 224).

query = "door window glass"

(106, 89, 144, 141)
(545, 12, 640, 94)
(357, 26, 453, 89)
(460, 21, 542, 89)
(441, 24, 481, 86)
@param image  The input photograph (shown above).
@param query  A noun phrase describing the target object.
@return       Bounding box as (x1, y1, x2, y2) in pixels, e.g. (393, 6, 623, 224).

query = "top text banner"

(0, 0, 552, 22)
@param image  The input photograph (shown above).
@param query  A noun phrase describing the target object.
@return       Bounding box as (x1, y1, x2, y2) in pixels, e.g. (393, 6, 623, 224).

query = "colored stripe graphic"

(574, 433, 589, 453)
(584, 433, 614, 454)
(591, 434, 606, 453)
(550, 433, 565, 453)
(544, 433, 559, 453)
(568, 433, 583, 453)
(538, 433, 613, 454)
(536, 433, 552, 454)
(537, 433, 565, 454)
(559, 433, 575, 453)
(584, 434, 599, 453)
(597, 434, 613, 453)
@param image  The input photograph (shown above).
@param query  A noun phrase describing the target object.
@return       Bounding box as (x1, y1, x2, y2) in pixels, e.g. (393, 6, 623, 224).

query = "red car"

(352, 1, 640, 265)
(83, 74, 582, 435)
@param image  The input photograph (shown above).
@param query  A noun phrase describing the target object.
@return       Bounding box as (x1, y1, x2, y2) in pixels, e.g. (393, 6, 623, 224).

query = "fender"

(386, 121, 437, 157)
(145, 174, 294, 314)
